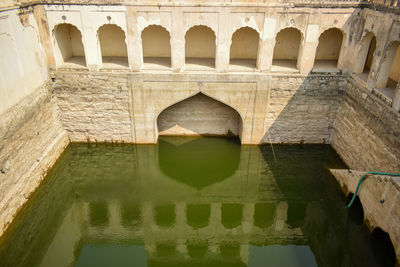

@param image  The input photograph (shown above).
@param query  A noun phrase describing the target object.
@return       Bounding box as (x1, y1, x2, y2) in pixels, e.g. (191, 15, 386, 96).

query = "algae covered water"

(0, 137, 394, 267)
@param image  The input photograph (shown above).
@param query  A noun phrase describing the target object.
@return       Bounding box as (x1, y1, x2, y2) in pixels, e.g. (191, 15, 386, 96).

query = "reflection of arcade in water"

(0, 137, 390, 267)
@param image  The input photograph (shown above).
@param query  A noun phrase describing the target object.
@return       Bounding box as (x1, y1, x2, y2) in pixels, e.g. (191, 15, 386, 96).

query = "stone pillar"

(171, 8, 185, 72)
(274, 201, 288, 231)
(126, 7, 142, 71)
(142, 201, 155, 229)
(81, 7, 102, 71)
(298, 25, 319, 74)
(337, 41, 348, 73)
(108, 202, 120, 230)
(175, 202, 186, 229)
(216, 9, 230, 72)
(242, 203, 254, 234)
(393, 82, 400, 112)
(258, 18, 277, 71)
(210, 203, 222, 229)
(240, 244, 250, 265)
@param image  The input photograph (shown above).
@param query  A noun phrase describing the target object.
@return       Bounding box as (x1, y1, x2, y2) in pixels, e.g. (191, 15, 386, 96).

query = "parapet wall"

(0, 82, 69, 235)
(331, 78, 400, 172)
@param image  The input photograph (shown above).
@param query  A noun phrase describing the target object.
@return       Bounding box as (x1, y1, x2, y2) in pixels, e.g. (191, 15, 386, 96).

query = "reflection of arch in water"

(154, 204, 176, 227)
(286, 202, 307, 228)
(221, 203, 243, 229)
(187, 241, 208, 258)
(254, 203, 276, 228)
(158, 137, 241, 189)
(157, 93, 243, 139)
(186, 204, 210, 229)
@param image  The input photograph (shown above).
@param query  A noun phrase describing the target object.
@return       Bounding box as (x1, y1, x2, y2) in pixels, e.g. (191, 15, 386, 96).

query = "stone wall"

(53, 71, 133, 143)
(0, 8, 49, 115)
(0, 81, 69, 236)
(52, 71, 345, 145)
(331, 78, 400, 172)
(264, 75, 346, 144)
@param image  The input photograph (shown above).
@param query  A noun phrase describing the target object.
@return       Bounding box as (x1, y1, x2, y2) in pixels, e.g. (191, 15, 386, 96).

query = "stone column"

(242, 203, 254, 234)
(210, 203, 222, 229)
(126, 7, 142, 71)
(175, 202, 186, 229)
(258, 17, 277, 71)
(216, 9, 230, 72)
(108, 202, 120, 230)
(298, 24, 319, 74)
(81, 7, 102, 71)
(142, 201, 155, 230)
(274, 201, 288, 231)
(240, 244, 250, 265)
(171, 8, 185, 72)
(337, 41, 348, 73)
(393, 82, 400, 112)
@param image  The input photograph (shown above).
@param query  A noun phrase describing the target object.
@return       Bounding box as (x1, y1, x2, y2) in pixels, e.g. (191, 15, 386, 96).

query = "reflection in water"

(0, 137, 394, 267)
(221, 203, 243, 229)
(254, 203, 275, 228)
(286, 202, 307, 228)
(158, 137, 240, 189)
(155, 204, 176, 228)
(89, 202, 109, 227)
(187, 241, 208, 258)
(186, 204, 210, 229)
(248, 245, 317, 267)
(120, 203, 141, 227)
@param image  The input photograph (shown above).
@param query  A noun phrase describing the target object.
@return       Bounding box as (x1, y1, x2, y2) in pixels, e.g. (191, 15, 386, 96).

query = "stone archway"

(157, 93, 243, 139)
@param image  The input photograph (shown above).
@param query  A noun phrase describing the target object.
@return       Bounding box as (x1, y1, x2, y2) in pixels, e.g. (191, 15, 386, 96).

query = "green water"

(0, 137, 394, 267)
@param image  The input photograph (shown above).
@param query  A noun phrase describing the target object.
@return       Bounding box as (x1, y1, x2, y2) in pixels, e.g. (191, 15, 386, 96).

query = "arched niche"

(157, 93, 242, 139)
(185, 26, 216, 70)
(313, 28, 344, 73)
(272, 27, 302, 72)
(98, 24, 128, 68)
(141, 25, 171, 69)
(353, 32, 377, 83)
(53, 23, 86, 68)
(229, 27, 259, 71)
(376, 41, 400, 90)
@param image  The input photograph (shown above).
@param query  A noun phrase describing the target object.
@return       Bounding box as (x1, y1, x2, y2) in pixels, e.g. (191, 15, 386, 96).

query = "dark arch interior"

(370, 227, 397, 266)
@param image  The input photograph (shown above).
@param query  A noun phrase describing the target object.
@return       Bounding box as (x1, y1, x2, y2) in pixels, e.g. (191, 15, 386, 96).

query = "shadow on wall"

(262, 74, 346, 144)
(157, 93, 243, 139)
